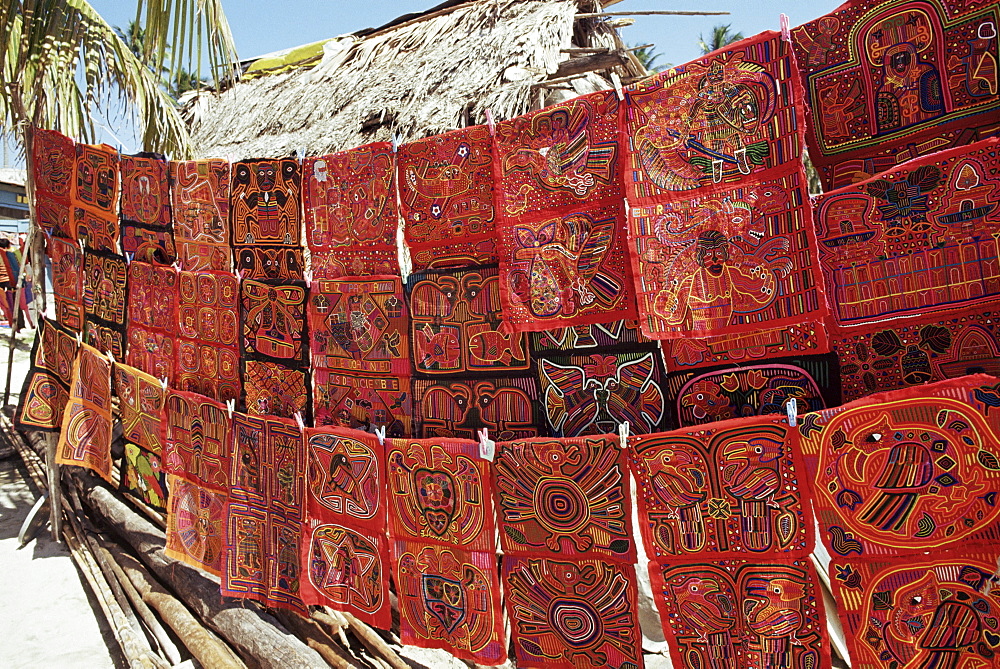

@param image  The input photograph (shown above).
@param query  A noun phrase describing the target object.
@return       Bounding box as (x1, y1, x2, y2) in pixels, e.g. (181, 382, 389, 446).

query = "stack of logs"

(0, 413, 444, 669)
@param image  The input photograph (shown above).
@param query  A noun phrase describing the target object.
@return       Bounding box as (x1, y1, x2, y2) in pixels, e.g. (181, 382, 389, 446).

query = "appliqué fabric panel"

(630, 415, 815, 560)
(304, 143, 398, 277)
(126, 261, 178, 382)
(33, 129, 75, 239)
(83, 249, 127, 333)
(537, 347, 669, 437)
(313, 368, 412, 437)
(120, 442, 168, 511)
(56, 343, 113, 482)
(413, 376, 543, 440)
(242, 359, 309, 420)
(503, 555, 643, 669)
(662, 322, 831, 372)
(49, 235, 85, 331)
(494, 435, 635, 562)
(170, 159, 232, 271)
(399, 125, 498, 270)
(120, 153, 171, 228)
(14, 317, 79, 431)
(792, 0, 1000, 190)
(174, 270, 240, 403)
(113, 361, 166, 454)
(395, 541, 507, 665)
(165, 474, 228, 576)
(240, 278, 308, 364)
(663, 354, 842, 427)
(234, 246, 305, 283)
(531, 319, 649, 354)
(120, 222, 176, 265)
(651, 558, 829, 669)
(229, 159, 301, 247)
(304, 427, 387, 530)
(73, 143, 119, 251)
(814, 138, 1000, 328)
(408, 265, 530, 376)
(387, 436, 495, 552)
(797, 374, 1000, 559)
(162, 389, 231, 492)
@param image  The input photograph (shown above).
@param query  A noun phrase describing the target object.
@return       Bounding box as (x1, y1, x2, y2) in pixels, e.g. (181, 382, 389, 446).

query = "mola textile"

(531, 319, 650, 355)
(304, 143, 398, 278)
(624, 31, 827, 340)
(663, 354, 841, 427)
(408, 265, 530, 376)
(120, 153, 174, 263)
(113, 361, 166, 455)
(399, 125, 498, 270)
(126, 261, 178, 383)
(229, 159, 301, 247)
(240, 278, 307, 364)
(73, 143, 119, 252)
(814, 138, 1000, 329)
(32, 128, 75, 240)
(120, 442, 168, 511)
(299, 427, 391, 628)
(162, 389, 231, 492)
(395, 541, 507, 664)
(829, 542, 1000, 669)
(313, 368, 412, 437)
(48, 235, 85, 332)
(629, 414, 815, 562)
(413, 376, 543, 440)
(242, 359, 309, 420)
(792, 0, 1000, 190)
(56, 342, 113, 482)
(494, 435, 635, 563)
(82, 248, 128, 360)
(797, 374, 1000, 559)
(224, 412, 306, 612)
(387, 436, 496, 552)
(165, 474, 228, 577)
(493, 90, 636, 332)
(15, 317, 79, 432)
(175, 270, 241, 403)
(651, 557, 829, 669)
(662, 322, 831, 372)
(170, 159, 232, 271)
(537, 347, 669, 437)
(503, 555, 644, 669)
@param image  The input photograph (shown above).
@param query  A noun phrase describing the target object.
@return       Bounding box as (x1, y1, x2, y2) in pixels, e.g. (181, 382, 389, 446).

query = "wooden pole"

(45, 432, 61, 541)
(576, 10, 730, 18)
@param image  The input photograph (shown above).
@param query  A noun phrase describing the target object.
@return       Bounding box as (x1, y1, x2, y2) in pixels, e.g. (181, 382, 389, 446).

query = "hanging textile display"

(313, 368, 412, 436)
(623, 32, 827, 339)
(816, 138, 1000, 329)
(536, 347, 669, 436)
(170, 158, 232, 271)
(229, 158, 301, 247)
(502, 556, 644, 669)
(630, 415, 814, 561)
(82, 248, 127, 360)
(833, 305, 1000, 402)
(386, 436, 495, 552)
(224, 412, 306, 612)
(126, 261, 178, 382)
(73, 142, 120, 252)
(531, 319, 649, 354)
(493, 435, 635, 562)
(399, 125, 498, 270)
(165, 475, 228, 576)
(120, 153, 175, 264)
(242, 359, 309, 419)
(32, 128, 75, 239)
(663, 354, 841, 427)
(49, 235, 85, 332)
(304, 142, 399, 277)
(792, 0, 1000, 190)
(798, 374, 1000, 559)
(493, 89, 636, 331)
(113, 361, 166, 454)
(662, 322, 831, 372)
(395, 541, 507, 665)
(56, 342, 113, 482)
(309, 276, 410, 376)
(413, 376, 543, 440)
(14, 317, 79, 431)
(120, 442, 168, 511)
(408, 265, 530, 376)
(175, 269, 241, 403)
(162, 389, 231, 492)
(650, 558, 829, 669)
(299, 427, 391, 628)
(830, 543, 1000, 669)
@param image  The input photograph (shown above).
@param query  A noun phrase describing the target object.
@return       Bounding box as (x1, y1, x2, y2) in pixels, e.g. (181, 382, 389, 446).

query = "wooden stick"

(576, 10, 730, 18)
(340, 611, 411, 669)
(3, 224, 35, 407)
(313, 608, 353, 649)
(275, 609, 360, 669)
(551, 51, 627, 79)
(45, 432, 61, 541)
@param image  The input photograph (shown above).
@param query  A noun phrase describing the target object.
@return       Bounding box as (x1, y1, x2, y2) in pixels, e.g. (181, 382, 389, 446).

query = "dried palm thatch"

(185, 0, 648, 159)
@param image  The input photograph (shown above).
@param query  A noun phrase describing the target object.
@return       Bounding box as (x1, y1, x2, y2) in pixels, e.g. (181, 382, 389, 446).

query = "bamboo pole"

(576, 10, 730, 18)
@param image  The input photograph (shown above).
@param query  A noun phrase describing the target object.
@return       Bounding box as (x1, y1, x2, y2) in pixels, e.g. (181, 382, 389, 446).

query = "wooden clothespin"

(617, 420, 630, 448)
(610, 72, 625, 102)
(374, 425, 386, 446)
(779, 14, 791, 42)
(785, 397, 798, 428)
(478, 428, 495, 462)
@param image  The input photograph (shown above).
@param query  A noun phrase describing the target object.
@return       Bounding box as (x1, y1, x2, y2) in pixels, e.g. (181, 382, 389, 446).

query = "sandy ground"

(0, 322, 120, 668)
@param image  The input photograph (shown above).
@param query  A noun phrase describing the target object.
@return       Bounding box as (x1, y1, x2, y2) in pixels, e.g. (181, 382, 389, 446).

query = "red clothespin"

(779, 14, 791, 43)
(478, 428, 495, 462)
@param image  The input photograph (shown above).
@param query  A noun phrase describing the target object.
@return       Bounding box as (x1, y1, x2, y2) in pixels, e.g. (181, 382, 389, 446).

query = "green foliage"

(698, 24, 745, 55)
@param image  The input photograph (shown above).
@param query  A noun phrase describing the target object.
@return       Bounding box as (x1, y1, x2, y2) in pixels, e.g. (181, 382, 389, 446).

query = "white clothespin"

(610, 72, 625, 102)
(225, 398, 235, 419)
(484, 108, 496, 136)
(106, 349, 116, 365)
(786, 397, 798, 428)
(391, 133, 400, 153)
(478, 428, 495, 462)
(293, 412, 305, 429)
(75, 331, 83, 346)
(374, 425, 386, 446)
(779, 13, 791, 42)
(172, 261, 182, 273)
(78, 238, 86, 254)
(160, 377, 168, 390)
(617, 420, 630, 448)
(124, 252, 133, 264)
(297, 146, 306, 164)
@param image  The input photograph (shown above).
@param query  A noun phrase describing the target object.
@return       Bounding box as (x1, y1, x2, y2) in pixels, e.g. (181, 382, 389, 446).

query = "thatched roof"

(185, 0, 647, 160)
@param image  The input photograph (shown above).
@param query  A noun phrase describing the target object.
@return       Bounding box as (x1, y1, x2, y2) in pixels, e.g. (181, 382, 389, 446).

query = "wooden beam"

(577, 10, 730, 18)
(551, 50, 627, 79)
